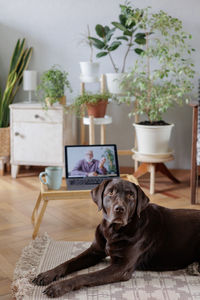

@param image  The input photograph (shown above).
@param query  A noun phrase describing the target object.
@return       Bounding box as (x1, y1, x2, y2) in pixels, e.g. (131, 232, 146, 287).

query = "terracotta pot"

(86, 100, 108, 118)
(0, 127, 10, 156)
(45, 96, 66, 106)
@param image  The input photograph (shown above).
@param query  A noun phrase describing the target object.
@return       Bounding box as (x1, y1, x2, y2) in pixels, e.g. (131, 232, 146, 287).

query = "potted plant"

(37, 65, 72, 107)
(79, 25, 100, 82)
(89, 2, 145, 94)
(120, 8, 195, 155)
(0, 38, 32, 157)
(72, 91, 111, 118)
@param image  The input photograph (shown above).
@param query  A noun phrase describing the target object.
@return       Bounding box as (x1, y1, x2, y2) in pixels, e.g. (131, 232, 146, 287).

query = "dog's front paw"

(43, 281, 72, 298)
(32, 270, 60, 286)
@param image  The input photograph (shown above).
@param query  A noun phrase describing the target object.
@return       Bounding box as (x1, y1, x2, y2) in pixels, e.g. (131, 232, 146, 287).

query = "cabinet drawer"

(12, 122, 63, 164)
(12, 108, 63, 123)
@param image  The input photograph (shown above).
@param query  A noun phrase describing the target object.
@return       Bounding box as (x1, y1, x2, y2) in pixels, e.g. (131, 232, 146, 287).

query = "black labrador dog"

(33, 179, 200, 298)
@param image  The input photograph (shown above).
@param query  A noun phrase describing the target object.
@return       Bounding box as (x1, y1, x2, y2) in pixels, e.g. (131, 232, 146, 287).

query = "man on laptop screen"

(65, 144, 119, 190)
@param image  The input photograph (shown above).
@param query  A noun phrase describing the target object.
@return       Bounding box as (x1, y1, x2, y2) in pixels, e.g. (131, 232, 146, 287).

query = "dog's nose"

(114, 205, 125, 213)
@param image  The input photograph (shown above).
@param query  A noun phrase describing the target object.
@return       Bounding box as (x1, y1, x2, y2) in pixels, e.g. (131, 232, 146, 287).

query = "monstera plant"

(89, 2, 145, 94)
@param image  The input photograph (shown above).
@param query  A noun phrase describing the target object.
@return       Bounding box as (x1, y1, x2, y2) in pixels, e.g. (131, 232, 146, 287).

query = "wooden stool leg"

(32, 199, 48, 239)
(133, 163, 149, 178)
(89, 115, 95, 145)
(156, 163, 180, 183)
(134, 160, 139, 172)
(31, 193, 42, 224)
(149, 164, 155, 195)
(101, 124, 105, 144)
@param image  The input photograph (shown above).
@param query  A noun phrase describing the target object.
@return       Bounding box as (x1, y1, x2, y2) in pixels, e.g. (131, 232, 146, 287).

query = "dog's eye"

(127, 193, 134, 199)
(108, 191, 114, 196)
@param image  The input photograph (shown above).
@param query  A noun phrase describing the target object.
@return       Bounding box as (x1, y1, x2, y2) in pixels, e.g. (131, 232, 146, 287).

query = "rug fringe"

(11, 233, 51, 300)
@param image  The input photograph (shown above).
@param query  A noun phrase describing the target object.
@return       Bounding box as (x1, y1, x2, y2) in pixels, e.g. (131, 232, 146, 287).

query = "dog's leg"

(32, 245, 106, 286)
(43, 263, 133, 298)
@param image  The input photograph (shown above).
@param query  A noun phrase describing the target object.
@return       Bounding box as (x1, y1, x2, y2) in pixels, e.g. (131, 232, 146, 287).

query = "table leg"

(31, 192, 42, 224)
(32, 199, 48, 239)
(149, 164, 155, 195)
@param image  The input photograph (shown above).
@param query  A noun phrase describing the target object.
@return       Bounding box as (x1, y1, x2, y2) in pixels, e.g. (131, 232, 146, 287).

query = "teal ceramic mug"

(39, 166, 63, 190)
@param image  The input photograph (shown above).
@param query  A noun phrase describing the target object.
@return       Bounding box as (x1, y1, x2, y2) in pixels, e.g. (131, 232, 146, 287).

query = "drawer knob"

(34, 114, 40, 119)
(15, 132, 20, 136)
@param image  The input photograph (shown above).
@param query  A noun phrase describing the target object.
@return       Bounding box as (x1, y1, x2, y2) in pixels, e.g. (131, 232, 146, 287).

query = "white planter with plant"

(120, 7, 195, 155)
(37, 65, 72, 108)
(134, 123, 174, 155)
(89, 3, 145, 94)
(79, 25, 100, 82)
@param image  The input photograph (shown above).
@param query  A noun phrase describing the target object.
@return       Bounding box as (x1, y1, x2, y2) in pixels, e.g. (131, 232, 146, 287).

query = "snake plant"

(0, 38, 33, 127)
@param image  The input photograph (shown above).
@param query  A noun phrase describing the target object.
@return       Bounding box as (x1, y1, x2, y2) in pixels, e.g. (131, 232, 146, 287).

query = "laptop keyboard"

(69, 177, 103, 185)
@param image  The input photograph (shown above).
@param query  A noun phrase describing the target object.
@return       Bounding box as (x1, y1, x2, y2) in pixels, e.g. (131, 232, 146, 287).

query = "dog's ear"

(91, 179, 112, 211)
(136, 185, 150, 218)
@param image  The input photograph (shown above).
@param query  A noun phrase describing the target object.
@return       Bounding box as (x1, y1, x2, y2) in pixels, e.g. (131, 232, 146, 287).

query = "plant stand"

(132, 153, 180, 195)
(83, 115, 112, 145)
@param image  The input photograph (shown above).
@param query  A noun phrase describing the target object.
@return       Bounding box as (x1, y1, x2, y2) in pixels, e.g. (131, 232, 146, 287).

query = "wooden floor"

(0, 167, 199, 299)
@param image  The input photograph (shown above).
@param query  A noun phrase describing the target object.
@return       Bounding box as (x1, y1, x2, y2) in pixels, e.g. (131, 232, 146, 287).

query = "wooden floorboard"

(0, 167, 199, 299)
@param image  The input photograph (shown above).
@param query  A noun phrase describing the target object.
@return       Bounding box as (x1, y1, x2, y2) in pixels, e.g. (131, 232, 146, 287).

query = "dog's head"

(91, 179, 149, 227)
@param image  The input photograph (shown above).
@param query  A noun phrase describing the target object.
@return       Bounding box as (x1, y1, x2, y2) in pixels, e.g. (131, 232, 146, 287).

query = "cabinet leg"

(11, 165, 20, 178)
(0, 159, 4, 176)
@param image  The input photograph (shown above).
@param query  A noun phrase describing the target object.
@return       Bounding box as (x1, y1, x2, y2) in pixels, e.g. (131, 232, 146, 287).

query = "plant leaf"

(134, 48, 144, 54)
(108, 41, 121, 51)
(95, 24, 105, 38)
(96, 52, 108, 58)
(111, 22, 127, 32)
(135, 38, 146, 45)
(116, 36, 129, 41)
(89, 37, 105, 49)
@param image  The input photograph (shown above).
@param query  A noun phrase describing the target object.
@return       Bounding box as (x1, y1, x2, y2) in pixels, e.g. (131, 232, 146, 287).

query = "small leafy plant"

(37, 65, 72, 106)
(72, 91, 111, 116)
(89, 1, 145, 73)
(120, 8, 195, 123)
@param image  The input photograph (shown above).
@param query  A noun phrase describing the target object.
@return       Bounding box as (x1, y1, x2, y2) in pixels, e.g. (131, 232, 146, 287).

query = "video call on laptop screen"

(65, 145, 119, 178)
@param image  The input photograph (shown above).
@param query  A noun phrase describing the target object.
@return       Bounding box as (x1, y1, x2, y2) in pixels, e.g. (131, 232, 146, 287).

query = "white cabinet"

(10, 103, 77, 178)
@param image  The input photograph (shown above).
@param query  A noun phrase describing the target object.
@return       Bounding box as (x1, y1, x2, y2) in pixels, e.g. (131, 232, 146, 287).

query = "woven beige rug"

(12, 233, 200, 300)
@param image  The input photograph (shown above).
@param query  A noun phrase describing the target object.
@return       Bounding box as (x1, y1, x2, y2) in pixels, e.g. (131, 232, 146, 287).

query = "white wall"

(0, 0, 199, 169)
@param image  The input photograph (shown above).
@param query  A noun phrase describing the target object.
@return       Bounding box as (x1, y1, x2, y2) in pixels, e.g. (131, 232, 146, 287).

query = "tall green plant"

(120, 8, 195, 122)
(0, 38, 33, 127)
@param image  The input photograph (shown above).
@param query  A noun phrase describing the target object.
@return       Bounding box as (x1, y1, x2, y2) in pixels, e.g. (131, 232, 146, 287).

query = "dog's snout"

(114, 205, 125, 213)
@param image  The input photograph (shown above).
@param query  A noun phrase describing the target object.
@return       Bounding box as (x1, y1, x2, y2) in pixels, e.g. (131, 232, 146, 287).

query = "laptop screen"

(65, 144, 119, 178)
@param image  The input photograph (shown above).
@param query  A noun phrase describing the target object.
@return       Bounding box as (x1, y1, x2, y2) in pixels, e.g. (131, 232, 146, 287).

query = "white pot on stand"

(80, 62, 100, 82)
(105, 73, 126, 95)
(133, 123, 174, 155)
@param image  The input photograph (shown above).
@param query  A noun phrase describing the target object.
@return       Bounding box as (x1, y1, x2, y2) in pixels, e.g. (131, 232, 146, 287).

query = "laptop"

(65, 144, 120, 190)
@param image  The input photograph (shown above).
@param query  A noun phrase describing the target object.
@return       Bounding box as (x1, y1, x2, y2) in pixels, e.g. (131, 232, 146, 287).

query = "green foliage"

(120, 8, 195, 122)
(89, 1, 145, 73)
(0, 38, 33, 128)
(37, 65, 72, 106)
(103, 148, 117, 173)
(72, 91, 111, 116)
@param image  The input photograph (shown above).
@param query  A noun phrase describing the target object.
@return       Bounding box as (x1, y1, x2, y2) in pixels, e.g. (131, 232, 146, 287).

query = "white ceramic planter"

(105, 73, 126, 95)
(80, 62, 100, 82)
(133, 123, 174, 154)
